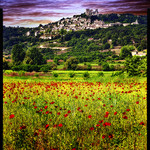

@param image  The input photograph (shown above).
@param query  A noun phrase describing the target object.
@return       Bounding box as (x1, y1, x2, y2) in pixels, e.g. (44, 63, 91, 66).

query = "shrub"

(18, 70, 26, 76)
(39, 65, 51, 73)
(97, 72, 104, 77)
(69, 72, 75, 78)
(109, 65, 115, 71)
(83, 72, 90, 78)
(87, 64, 92, 70)
(65, 57, 78, 70)
(53, 72, 58, 77)
(111, 71, 124, 77)
(102, 62, 110, 71)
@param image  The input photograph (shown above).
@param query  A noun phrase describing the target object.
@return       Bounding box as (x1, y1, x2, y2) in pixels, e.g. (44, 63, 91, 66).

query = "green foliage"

(24, 47, 46, 65)
(69, 72, 75, 78)
(18, 70, 26, 76)
(53, 57, 60, 65)
(39, 65, 51, 72)
(102, 62, 110, 71)
(102, 42, 110, 49)
(53, 72, 58, 77)
(97, 72, 104, 77)
(11, 44, 26, 65)
(65, 57, 79, 70)
(125, 56, 147, 76)
(109, 65, 115, 71)
(119, 45, 132, 59)
(87, 64, 92, 70)
(111, 71, 124, 77)
(83, 71, 90, 78)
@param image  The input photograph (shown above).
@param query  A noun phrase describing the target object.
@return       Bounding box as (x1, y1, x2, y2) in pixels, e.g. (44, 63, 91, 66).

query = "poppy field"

(3, 79, 147, 149)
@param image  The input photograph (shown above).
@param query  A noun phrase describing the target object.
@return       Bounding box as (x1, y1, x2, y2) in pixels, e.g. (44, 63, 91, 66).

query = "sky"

(1, 0, 150, 27)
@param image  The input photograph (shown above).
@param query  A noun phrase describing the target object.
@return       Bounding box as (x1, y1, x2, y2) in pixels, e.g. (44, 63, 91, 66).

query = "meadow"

(3, 73, 147, 150)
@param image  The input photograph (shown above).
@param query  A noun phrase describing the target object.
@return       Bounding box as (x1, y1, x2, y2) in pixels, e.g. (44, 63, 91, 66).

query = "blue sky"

(1, 0, 149, 27)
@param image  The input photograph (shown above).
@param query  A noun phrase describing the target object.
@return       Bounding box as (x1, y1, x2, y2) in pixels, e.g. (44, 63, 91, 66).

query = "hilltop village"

(26, 9, 139, 39)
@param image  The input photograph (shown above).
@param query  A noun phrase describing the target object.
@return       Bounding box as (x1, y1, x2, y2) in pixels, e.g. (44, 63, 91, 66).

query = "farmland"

(3, 74, 147, 149)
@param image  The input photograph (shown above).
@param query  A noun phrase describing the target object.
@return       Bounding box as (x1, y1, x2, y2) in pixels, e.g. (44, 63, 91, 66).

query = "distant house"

(88, 38, 94, 41)
(40, 34, 52, 39)
(26, 31, 30, 36)
(123, 23, 130, 26)
(132, 50, 146, 56)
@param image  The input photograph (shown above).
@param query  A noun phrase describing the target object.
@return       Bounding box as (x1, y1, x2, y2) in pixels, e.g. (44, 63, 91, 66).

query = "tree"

(119, 45, 132, 59)
(125, 56, 146, 76)
(11, 44, 26, 65)
(102, 62, 110, 71)
(23, 47, 46, 65)
(65, 57, 78, 70)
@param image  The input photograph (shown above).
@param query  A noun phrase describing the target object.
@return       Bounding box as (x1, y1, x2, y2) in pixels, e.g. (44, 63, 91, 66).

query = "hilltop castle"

(85, 9, 99, 16)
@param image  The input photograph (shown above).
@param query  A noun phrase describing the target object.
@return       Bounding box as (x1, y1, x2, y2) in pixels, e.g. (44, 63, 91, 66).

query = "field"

(3, 74, 147, 150)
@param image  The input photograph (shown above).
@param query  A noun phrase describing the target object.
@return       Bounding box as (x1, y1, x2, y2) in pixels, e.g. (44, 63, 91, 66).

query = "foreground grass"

(3, 75, 147, 149)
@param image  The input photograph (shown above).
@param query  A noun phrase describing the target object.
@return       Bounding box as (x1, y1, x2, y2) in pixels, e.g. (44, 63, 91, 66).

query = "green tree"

(23, 47, 46, 65)
(11, 44, 26, 65)
(119, 46, 132, 59)
(65, 57, 78, 70)
(125, 56, 146, 76)
(102, 62, 110, 71)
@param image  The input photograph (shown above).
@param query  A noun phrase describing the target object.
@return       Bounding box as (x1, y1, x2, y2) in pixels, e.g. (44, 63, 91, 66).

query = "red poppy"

(34, 132, 39, 136)
(88, 115, 92, 118)
(102, 135, 106, 139)
(85, 105, 87, 107)
(50, 102, 55, 104)
(64, 114, 68, 117)
(20, 126, 26, 129)
(103, 104, 106, 107)
(38, 129, 42, 132)
(58, 124, 63, 127)
(136, 101, 139, 104)
(46, 111, 49, 114)
(110, 105, 113, 107)
(122, 112, 126, 115)
(72, 148, 76, 150)
(103, 122, 111, 126)
(53, 124, 57, 128)
(104, 114, 108, 118)
(114, 112, 117, 115)
(34, 106, 37, 109)
(68, 110, 71, 113)
(77, 107, 80, 110)
(57, 112, 60, 115)
(109, 134, 113, 139)
(9, 114, 15, 119)
(126, 109, 130, 111)
(45, 124, 49, 129)
(89, 127, 94, 131)
(99, 120, 103, 123)
(123, 116, 128, 119)
(91, 143, 95, 146)
(139, 122, 144, 125)
(44, 106, 48, 109)
(96, 124, 100, 127)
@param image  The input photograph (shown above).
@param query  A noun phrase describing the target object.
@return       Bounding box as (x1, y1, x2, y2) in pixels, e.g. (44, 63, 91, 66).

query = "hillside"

(3, 12, 147, 64)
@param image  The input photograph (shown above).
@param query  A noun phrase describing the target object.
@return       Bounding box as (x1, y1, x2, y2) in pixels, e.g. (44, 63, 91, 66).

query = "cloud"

(2, 0, 149, 27)
(4, 18, 52, 27)
(82, 0, 150, 15)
